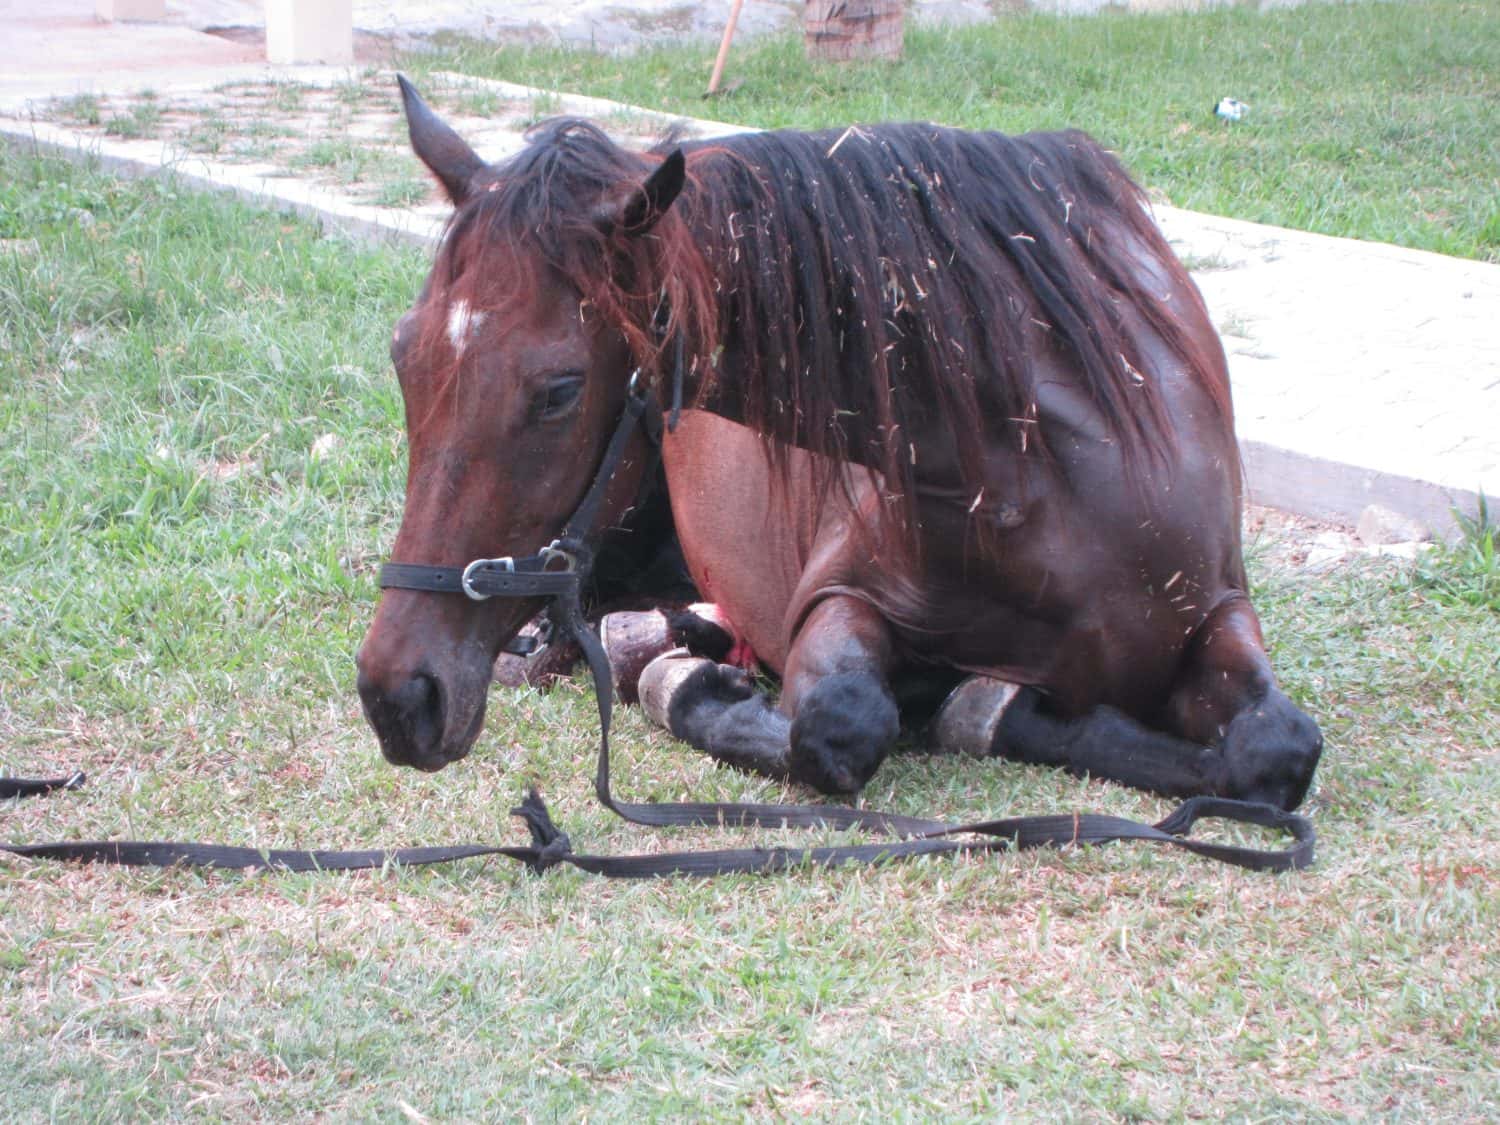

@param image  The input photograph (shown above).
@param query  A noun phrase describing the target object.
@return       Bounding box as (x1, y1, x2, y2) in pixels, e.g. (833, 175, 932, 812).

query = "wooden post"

(804, 0, 905, 62)
(706, 0, 746, 96)
(265, 0, 354, 65)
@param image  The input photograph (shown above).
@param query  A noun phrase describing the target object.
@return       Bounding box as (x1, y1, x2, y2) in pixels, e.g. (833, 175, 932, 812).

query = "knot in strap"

(510, 789, 574, 874)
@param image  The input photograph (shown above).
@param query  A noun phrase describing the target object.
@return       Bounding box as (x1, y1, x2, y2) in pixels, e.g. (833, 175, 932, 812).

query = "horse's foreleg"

(1162, 594, 1323, 810)
(637, 653, 793, 779)
(988, 687, 1227, 797)
(780, 595, 901, 794)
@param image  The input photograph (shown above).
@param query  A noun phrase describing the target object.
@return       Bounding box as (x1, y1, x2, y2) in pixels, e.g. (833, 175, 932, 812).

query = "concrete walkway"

(2, 3, 1494, 539)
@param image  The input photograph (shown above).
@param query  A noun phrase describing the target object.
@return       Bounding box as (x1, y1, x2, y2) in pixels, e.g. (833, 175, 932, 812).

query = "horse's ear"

(397, 74, 487, 206)
(599, 149, 686, 236)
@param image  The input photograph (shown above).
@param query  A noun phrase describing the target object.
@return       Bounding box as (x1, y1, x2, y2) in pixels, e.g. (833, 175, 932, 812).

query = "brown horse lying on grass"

(356, 79, 1323, 810)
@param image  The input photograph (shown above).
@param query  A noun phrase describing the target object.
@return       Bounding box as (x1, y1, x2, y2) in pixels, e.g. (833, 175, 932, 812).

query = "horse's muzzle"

(356, 662, 476, 772)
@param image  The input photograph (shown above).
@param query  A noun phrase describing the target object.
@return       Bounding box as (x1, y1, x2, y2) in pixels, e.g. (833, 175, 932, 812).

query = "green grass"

(413, 0, 1500, 261)
(1, 141, 1497, 1116)
(368, 174, 433, 209)
(1412, 495, 1500, 611)
(102, 99, 163, 140)
(54, 93, 102, 127)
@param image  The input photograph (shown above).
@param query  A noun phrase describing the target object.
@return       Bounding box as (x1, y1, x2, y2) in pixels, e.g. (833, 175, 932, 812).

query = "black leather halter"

(377, 369, 662, 609)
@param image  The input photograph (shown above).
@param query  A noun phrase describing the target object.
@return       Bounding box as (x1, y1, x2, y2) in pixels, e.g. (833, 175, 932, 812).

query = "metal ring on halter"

(539, 541, 577, 573)
(627, 368, 643, 396)
(461, 556, 514, 600)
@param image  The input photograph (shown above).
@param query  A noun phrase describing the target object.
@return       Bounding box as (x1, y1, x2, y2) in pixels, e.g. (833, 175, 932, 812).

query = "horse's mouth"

(391, 745, 468, 773)
(373, 711, 483, 773)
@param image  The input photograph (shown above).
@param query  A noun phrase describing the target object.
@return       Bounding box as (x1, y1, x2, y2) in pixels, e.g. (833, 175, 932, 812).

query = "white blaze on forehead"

(445, 299, 487, 357)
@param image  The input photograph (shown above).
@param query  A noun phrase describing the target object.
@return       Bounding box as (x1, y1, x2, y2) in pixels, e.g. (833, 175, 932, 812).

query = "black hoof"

(638, 653, 755, 733)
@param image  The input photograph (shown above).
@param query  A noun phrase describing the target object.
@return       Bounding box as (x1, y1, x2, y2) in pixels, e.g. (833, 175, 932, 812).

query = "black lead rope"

(2, 373, 1315, 878)
(0, 772, 86, 801)
(551, 587, 1314, 873)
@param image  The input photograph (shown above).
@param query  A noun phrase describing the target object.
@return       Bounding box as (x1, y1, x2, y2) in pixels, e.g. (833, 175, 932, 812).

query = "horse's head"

(356, 78, 705, 772)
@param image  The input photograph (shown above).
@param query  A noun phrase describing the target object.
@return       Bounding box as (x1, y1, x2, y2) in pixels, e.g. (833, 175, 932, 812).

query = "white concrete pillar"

(96, 0, 167, 20)
(265, 0, 354, 65)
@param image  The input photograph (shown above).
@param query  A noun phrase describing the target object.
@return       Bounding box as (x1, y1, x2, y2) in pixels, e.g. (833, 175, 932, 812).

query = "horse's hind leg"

(638, 653, 793, 780)
(988, 595, 1321, 810)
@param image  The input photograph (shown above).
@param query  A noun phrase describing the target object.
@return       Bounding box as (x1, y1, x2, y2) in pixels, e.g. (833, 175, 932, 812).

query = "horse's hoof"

(600, 611, 677, 704)
(931, 676, 1022, 756)
(637, 652, 754, 733)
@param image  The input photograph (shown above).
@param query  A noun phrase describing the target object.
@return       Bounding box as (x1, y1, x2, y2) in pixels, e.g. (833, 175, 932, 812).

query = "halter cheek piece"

(379, 310, 686, 623)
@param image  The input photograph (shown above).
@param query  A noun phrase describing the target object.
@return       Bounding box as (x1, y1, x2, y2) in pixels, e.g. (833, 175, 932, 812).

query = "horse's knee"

(1211, 687, 1323, 810)
(1167, 597, 1323, 810)
(788, 673, 898, 794)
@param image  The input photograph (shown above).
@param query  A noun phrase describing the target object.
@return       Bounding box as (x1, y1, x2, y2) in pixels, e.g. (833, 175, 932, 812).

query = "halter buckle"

(461, 556, 514, 600)
(540, 541, 578, 573)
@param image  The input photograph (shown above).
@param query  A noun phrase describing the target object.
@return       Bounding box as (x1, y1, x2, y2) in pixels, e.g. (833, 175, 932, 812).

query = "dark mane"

(436, 118, 1228, 541)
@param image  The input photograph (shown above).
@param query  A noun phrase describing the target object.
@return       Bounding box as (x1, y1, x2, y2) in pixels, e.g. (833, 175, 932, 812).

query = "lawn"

(1, 143, 1497, 1118)
(420, 0, 1500, 262)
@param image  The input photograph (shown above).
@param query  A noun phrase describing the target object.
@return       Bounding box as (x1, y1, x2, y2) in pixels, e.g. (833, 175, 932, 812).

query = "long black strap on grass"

(0, 618, 1315, 877)
(0, 772, 86, 800)
(2, 781, 1311, 877)
(2, 599, 1315, 875)
(552, 590, 1315, 873)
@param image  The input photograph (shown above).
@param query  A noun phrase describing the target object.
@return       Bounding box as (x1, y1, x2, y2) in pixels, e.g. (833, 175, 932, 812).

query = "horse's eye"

(534, 375, 584, 420)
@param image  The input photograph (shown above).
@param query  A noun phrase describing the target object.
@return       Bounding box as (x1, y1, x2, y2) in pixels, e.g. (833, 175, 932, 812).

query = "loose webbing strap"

(552, 590, 1315, 873)
(0, 772, 85, 800)
(1, 593, 1315, 875)
(2, 784, 1311, 877)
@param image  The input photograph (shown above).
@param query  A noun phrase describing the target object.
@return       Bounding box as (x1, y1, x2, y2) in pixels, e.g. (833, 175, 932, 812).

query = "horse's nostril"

(358, 664, 447, 766)
(396, 670, 443, 724)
